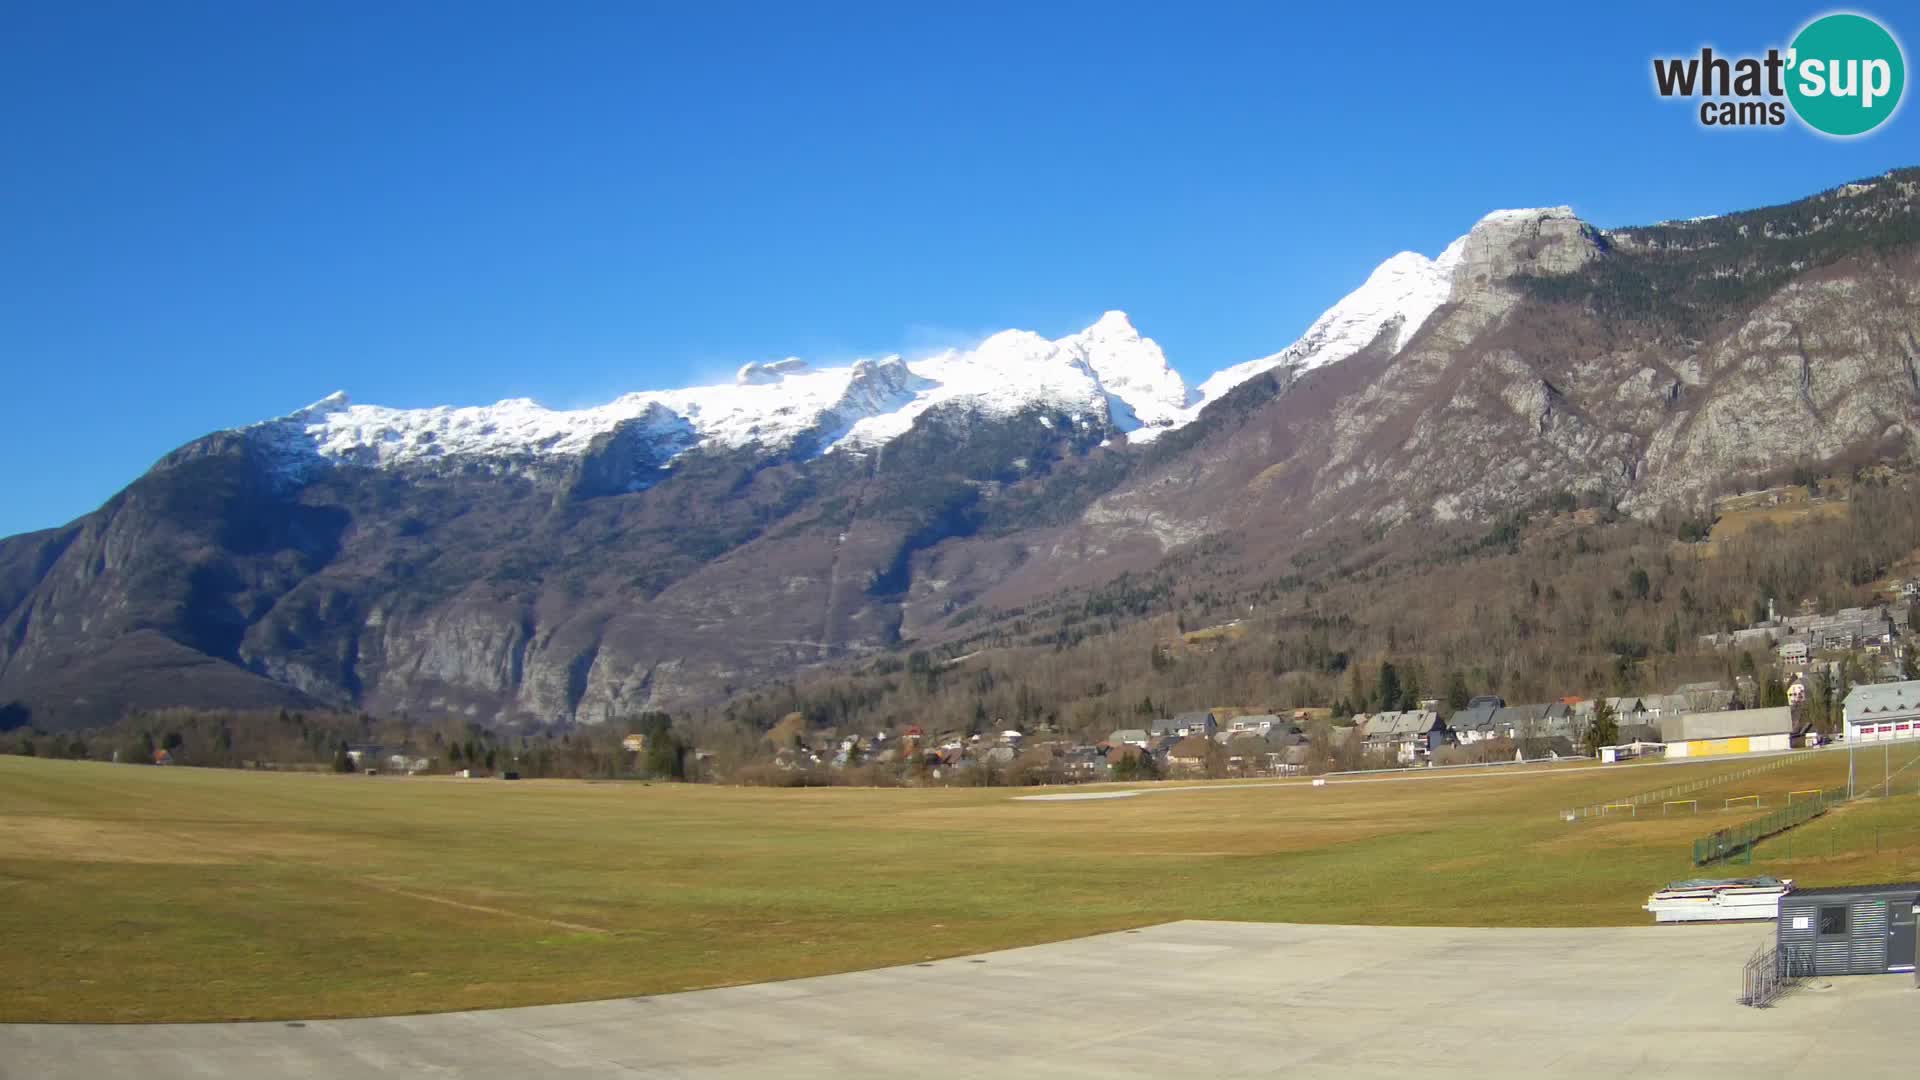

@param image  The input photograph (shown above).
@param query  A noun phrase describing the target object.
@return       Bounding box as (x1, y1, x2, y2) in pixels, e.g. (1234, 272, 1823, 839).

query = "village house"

(1493, 703, 1575, 742)
(1606, 697, 1650, 726)
(1226, 713, 1284, 736)
(1278, 743, 1313, 775)
(344, 744, 385, 768)
(1218, 726, 1301, 774)
(383, 753, 430, 774)
(1062, 746, 1107, 777)
(1223, 731, 1267, 773)
(1262, 728, 1307, 772)
(1166, 735, 1216, 775)
(1447, 703, 1503, 744)
(978, 745, 1017, 767)
(1359, 710, 1446, 764)
(773, 746, 822, 770)
(1500, 703, 1579, 756)
(1151, 711, 1219, 739)
(1107, 727, 1151, 748)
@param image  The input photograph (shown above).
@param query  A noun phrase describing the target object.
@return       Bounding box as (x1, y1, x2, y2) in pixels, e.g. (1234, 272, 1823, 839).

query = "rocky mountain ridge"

(3, 169, 1918, 730)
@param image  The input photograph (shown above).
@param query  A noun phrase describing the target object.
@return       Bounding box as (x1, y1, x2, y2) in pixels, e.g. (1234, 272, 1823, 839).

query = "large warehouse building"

(1657, 706, 1793, 758)
(1843, 680, 1920, 743)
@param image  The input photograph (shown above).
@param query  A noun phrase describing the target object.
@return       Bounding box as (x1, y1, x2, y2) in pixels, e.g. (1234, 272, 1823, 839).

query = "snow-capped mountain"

(12, 172, 1920, 731)
(243, 207, 1596, 470)
(1125, 213, 1546, 442)
(257, 311, 1194, 472)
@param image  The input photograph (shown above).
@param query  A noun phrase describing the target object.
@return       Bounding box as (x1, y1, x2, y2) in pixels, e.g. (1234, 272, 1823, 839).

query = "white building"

(1657, 707, 1794, 758)
(1843, 680, 1920, 743)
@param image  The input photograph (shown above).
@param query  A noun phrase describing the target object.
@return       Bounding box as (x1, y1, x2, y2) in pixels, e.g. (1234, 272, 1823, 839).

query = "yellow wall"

(1689, 737, 1751, 758)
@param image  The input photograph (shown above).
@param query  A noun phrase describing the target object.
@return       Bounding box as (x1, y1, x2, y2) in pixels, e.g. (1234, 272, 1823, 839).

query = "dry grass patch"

(5, 750, 1918, 1022)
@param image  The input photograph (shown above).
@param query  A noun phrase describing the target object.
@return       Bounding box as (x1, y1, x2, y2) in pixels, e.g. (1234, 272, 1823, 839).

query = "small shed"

(1777, 882, 1920, 976)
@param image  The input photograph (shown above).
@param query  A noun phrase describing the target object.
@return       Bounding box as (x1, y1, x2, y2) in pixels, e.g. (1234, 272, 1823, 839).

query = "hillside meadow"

(4, 748, 1919, 1022)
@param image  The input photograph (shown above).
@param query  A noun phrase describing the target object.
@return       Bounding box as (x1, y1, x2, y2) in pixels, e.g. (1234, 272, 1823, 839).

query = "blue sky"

(2, 1, 1916, 537)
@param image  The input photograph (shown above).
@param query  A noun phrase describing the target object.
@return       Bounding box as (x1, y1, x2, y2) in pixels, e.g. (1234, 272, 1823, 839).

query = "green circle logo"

(1787, 13, 1906, 136)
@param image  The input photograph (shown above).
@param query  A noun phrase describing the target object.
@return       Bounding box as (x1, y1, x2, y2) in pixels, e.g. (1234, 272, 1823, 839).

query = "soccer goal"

(1725, 794, 1761, 811)
(1787, 789, 1822, 804)
(1662, 799, 1698, 815)
(1601, 802, 1636, 817)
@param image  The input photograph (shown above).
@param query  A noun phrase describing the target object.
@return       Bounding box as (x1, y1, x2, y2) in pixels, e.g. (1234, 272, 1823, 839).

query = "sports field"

(4, 747, 1919, 1022)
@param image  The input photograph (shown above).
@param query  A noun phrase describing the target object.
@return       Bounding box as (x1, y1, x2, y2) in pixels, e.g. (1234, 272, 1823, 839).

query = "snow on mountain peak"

(735, 358, 810, 385)
(244, 203, 1576, 470)
(1086, 310, 1141, 338)
(292, 390, 352, 418)
(250, 313, 1194, 472)
(1129, 243, 1464, 444)
(1062, 310, 1192, 429)
(1472, 205, 1577, 228)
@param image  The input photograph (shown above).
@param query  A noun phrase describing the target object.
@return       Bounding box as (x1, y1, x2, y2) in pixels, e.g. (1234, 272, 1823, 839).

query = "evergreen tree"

(1401, 664, 1424, 710)
(1761, 677, 1789, 708)
(1807, 671, 1836, 736)
(1375, 662, 1403, 713)
(639, 712, 688, 779)
(1583, 697, 1619, 757)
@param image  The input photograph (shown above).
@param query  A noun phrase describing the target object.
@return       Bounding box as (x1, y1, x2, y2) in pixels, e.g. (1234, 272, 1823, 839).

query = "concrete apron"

(1, 921, 1910, 1079)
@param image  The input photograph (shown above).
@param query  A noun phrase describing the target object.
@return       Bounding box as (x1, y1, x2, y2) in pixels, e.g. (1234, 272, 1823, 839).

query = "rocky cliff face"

(1025, 174, 1920, 582)
(4, 170, 1918, 729)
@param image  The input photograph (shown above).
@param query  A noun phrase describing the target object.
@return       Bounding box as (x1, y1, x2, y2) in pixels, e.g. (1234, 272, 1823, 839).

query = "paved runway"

(3, 920, 1911, 1078)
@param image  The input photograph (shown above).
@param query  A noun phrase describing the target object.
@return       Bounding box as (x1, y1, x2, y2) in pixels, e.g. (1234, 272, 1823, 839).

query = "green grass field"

(4, 748, 1920, 1022)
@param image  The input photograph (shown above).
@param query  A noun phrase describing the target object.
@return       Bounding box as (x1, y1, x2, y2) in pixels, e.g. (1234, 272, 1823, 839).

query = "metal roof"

(1785, 881, 1920, 898)
(1362, 710, 1441, 737)
(1448, 704, 1499, 731)
(1844, 680, 1920, 723)
(1659, 706, 1792, 742)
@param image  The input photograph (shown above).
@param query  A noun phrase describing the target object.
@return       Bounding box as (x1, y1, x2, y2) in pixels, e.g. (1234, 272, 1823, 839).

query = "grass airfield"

(4, 747, 1920, 1022)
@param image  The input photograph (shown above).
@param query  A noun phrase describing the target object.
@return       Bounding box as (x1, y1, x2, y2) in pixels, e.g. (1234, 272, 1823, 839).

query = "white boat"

(1644, 877, 1794, 923)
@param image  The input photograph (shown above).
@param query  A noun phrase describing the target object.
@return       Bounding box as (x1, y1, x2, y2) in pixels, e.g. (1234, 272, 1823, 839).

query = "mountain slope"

(4, 169, 1919, 730)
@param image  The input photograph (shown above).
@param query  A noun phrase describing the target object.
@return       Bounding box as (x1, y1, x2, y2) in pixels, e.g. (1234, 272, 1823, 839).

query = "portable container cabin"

(1776, 883, 1920, 976)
